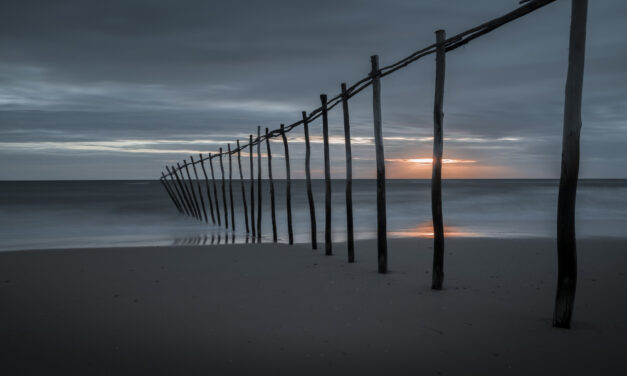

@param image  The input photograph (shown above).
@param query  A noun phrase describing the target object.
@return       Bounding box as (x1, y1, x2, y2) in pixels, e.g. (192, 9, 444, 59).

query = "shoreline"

(1, 237, 626, 375)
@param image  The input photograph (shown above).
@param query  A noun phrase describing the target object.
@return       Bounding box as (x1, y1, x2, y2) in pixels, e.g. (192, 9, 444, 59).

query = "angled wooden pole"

(167, 165, 192, 216)
(228, 144, 236, 230)
(249, 135, 256, 238)
(371, 55, 388, 274)
(237, 140, 250, 233)
(180, 162, 200, 219)
(281, 124, 294, 245)
(341, 83, 355, 262)
(431, 31, 446, 289)
(219, 148, 229, 229)
(265, 128, 278, 242)
(321, 94, 332, 256)
(184, 160, 202, 220)
(256, 126, 262, 239)
(303, 111, 318, 250)
(160, 175, 182, 213)
(190, 156, 208, 222)
(200, 154, 216, 224)
(161, 172, 183, 214)
(209, 154, 222, 226)
(554, 0, 588, 329)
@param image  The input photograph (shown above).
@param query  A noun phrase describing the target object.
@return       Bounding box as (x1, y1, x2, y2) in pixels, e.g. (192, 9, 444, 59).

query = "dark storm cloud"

(0, 0, 626, 179)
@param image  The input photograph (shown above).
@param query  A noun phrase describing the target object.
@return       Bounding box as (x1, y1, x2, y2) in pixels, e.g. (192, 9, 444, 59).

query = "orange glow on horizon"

(389, 222, 480, 238)
(382, 156, 512, 179)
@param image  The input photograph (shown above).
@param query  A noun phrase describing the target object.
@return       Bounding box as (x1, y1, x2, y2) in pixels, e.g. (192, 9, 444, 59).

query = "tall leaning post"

(190, 156, 208, 223)
(256, 126, 262, 239)
(341, 82, 355, 262)
(249, 135, 256, 238)
(281, 124, 294, 245)
(303, 111, 318, 250)
(180, 162, 200, 220)
(431, 30, 446, 289)
(183, 160, 202, 220)
(237, 140, 250, 233)
(228, 144, 235, 230)
(554, 0, 588, 329)
(200, 154, 216, 224)
(371, 55, 388, 274)
(161, 172, 183, 214)
(168, 165, 192, 217)
(219, 148, 229, 229)
(265, 128, 278, 242)
(321, 94, 332, 256)
(160, 174, 182, 214)
(209, 154, 222, 226)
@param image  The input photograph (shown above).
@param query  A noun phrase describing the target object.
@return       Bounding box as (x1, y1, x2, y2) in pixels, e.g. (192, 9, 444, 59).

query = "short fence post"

(237, 140, 250, 233)
(341, 83, 355, 262)
(228, 144, 236, 230)
(265, 128, 278, 242)
(303, 111, 318, 250)
(256, 126, 262, 239)
(431, 30, 446, 289)
(209, 154, 222, 226)
(219, 148, 229, 229)
(190, 156, 208, 223)
(249, 135, 256, 238)
(371, 55, 388, 274)
(281, 124, 294, 245)
(321, 94, 332, 256)
(554, 0, 588, 329)
(200, 154, 216, 224)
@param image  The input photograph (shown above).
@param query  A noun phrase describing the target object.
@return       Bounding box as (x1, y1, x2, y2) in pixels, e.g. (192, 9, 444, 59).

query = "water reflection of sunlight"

(389, 221, 480, 238)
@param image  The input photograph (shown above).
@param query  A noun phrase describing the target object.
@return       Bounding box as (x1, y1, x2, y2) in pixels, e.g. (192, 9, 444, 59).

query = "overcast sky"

(0, 0, 625, 180)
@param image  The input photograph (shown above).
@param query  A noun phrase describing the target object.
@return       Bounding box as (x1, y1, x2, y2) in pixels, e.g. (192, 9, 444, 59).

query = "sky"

(0, 0, 625, 180)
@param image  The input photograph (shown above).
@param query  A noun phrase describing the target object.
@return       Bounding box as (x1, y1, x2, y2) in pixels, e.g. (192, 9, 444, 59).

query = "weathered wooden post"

(167, 165, 192, 216)
(256, 126, 262, 239)
(237, 140, 250, 233)
(183, 160, 202, 220)
(321, 94, 332, 256)
(228, 144, 236, 230)
(219, 148, 229, 229)
(249, 135, 256, 238)
(431, 31, 446, 289)
(341, 83, 355, 262)
(179, 162, 200, 219)
(200, 154, 216, 224)
(160, 174, 182, 213)
(303, 111, 318, 250)
(281, 124, 294, 245)
(161, 172, 184, 214)
(554, 0, 588, 329)
(371, 55, 388, 273)
(190, 156, 208, 223)
(265, 128, 278, 242)
(209, 154, 222, 226)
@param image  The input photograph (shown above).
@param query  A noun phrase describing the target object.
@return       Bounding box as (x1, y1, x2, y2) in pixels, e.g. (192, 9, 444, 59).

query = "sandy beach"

(1, 237, 626, 375)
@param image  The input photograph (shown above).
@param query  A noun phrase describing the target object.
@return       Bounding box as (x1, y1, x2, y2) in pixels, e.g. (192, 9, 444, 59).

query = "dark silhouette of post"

(228, 144, 236, 230)
(183, 160, 202, 220)
(190, 156, 208, 223)
(249, 135, 256, 238)
(200, 154, 216, 224)
(321, 94, 332, 256)
(371, 55, 387, 273)
(256, 126, 262, 239)
(265, 128, 278, 242)
(554, 0, 588, 329)
(237, 140, 250, 233)
(281, 124, 294, 245)
(219, 148, 229, 229)
(341, 83, 355, 262)
(160, 175, 182, 213)
(180, 162, 200, 219)
(209, 154, 221, 226)
(431, 31, 446, 289)
(303, 111, 317, 250)
(161, 172, 184, 214)
(167, 165, 192, 216)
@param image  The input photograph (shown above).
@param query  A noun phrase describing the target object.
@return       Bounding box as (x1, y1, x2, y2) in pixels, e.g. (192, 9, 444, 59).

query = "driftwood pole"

(256, 126, 262, 239)
(179, 162, 199, 219)
(554, 0, 588, 329)
(281, 124, 294, 245)
(183, 160, 202, 220)
(321, 94, 332, 256)
(371, 55, 388, 274)
(237, 140, 250, 233)
(209, 154, 222, 226)
(160, 175, 182, 213)
(200, 154, 216, 224)
(219, 148, 229, 229)
(303, 112, 317, 250)
(167, 165, 192, 216)
(190, 156, 208, 223)
(249, 135, 256, 238)
(431, 30, 446, 289)
(265, 128, 278, 242)
(341, 83, 355, 262)
(228, 144, 236, 230)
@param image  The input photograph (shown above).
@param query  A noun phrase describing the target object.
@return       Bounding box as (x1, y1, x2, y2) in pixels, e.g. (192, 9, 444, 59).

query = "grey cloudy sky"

(0, 0, 625, 179)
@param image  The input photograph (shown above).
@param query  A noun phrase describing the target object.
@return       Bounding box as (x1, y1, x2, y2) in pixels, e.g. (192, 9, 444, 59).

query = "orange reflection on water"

(389, 221, 480, 238)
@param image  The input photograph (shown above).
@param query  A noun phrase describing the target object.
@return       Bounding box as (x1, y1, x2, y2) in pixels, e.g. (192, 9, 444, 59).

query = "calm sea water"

(0, 179, 626, 251)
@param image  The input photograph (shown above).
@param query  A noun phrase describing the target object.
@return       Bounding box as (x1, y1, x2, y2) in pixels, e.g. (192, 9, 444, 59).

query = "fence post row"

(303, 111, 318, 250)
(281, 124, 294, 245)
(167, 165, 192, 216)
(160, 174, 183, 214)
(166, 167, 189, 216)
(265, 128, 278, 242)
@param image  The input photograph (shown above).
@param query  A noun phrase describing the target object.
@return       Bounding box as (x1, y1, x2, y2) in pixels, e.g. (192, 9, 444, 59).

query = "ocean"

(1, 179, 626, 251)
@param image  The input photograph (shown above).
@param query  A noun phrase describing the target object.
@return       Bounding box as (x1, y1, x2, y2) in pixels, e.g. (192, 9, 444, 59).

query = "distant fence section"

(158, 0, 588, 329)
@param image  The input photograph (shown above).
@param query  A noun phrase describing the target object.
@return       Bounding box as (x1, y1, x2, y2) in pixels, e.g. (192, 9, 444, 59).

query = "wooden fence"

(159, 0, 588, 328)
